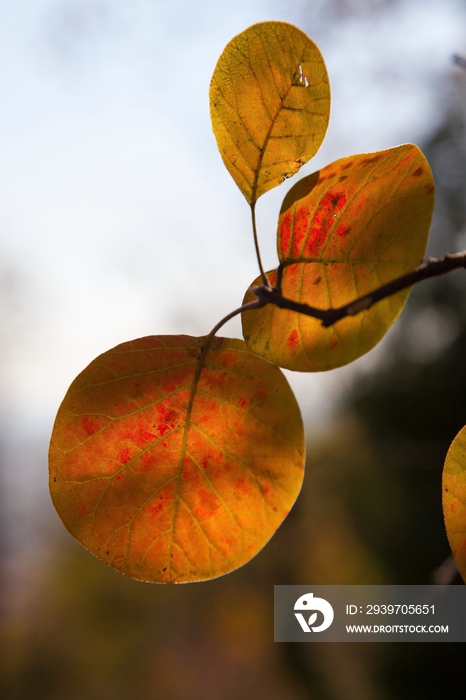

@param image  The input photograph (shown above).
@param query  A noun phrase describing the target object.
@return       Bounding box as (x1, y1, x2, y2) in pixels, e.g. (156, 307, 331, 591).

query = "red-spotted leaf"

(210, 21, 330, 205)
(443, 425, 466, 581)
(49, 335, 304, 583)
(242, 144, 435, 371)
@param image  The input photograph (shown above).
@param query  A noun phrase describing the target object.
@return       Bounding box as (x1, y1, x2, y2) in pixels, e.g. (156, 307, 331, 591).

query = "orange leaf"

(443, 425, 466, 581)
(210, 21, 330, 204)
(242, 144, 435, 371)
(49, 336, 304, 583)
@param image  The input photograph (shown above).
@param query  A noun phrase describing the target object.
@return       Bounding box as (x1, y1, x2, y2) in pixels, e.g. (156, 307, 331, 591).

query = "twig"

(453, 54, 466, 69)
(432, 554, 463, 585)
(248, 252, 466, 328)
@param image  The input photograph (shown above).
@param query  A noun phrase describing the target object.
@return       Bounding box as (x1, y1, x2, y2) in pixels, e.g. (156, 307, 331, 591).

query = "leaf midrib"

(250, 61, 306, 204)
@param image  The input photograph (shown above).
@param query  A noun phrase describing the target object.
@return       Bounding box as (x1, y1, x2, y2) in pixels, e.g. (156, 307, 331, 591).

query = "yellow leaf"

(210, 21, 330, 205)
(49, 335, 304, 583)
(443, 425, 466, 581)
(242, 144, 435, 371)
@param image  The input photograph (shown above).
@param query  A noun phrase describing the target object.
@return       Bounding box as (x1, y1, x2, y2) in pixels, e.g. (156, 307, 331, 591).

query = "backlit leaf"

(210, 21, 330, 205)
(443, 425, 466, 581)
(49, 335, 304, 583)
(242, 144, 434, 371)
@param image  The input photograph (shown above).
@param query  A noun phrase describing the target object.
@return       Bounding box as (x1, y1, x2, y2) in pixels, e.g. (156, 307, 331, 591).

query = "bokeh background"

(1, 0, 466, 697)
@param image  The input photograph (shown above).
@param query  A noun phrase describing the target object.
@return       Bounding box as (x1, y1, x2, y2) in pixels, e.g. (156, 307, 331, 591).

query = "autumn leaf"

(210, 21, 330, 205)
(443, 425, 466, 582)
(49, 335, 304, 583)
(242, 144, 435, 371)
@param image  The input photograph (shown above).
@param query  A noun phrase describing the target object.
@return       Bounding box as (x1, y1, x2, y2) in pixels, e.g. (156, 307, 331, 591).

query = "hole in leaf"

(297, 63, 310, 87)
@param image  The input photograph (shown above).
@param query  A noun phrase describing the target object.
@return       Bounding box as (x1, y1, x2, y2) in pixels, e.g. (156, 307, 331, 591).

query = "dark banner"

(274, 586, 466, 642)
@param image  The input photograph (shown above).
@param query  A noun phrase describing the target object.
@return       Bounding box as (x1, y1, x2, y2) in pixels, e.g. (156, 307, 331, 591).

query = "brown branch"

(250, 252, 466, 328)
(453, 54, 466, 69)
(252, 284, 327, 321)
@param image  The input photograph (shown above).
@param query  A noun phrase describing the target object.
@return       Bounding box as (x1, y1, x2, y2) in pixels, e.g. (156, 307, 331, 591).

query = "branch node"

(346, 297, 373, 316)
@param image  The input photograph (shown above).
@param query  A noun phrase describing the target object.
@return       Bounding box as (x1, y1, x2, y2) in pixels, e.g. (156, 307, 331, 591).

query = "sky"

(1, 0, 466, 554)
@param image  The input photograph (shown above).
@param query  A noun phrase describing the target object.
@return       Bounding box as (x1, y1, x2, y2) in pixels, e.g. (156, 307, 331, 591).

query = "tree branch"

(249, 252, 466, 328)
(453, 53, 466, 69)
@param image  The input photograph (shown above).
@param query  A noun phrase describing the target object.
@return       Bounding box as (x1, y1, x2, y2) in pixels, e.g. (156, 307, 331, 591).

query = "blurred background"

(1, 0, 466, 697)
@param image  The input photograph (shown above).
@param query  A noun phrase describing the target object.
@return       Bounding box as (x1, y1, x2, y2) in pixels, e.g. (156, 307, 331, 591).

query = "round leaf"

(443, 425, 466, 581)
(210, 21, 330, 204)
(242, 144, 435, 371)
(49, 335, 305, 583)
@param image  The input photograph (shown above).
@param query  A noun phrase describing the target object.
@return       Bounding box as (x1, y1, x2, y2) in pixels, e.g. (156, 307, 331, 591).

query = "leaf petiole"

(250, 203, 271, 288)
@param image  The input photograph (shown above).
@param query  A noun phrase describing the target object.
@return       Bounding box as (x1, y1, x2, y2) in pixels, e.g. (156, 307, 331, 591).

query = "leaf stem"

(181, 297, 269, 466)
(251, 203, 271, 288)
